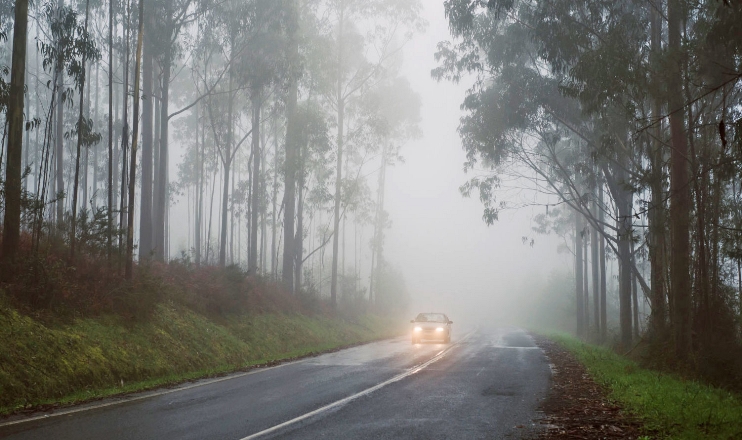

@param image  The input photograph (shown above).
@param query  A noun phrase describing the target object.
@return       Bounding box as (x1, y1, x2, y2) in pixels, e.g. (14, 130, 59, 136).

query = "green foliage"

(0, 295, 401, 414)
(553, 334, 742, 439)
(40, 1, 100, 96)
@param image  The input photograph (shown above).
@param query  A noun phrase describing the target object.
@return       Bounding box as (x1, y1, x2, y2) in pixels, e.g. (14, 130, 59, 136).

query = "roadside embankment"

(0, 297, 400, 415)
(537, 334, 742, 439)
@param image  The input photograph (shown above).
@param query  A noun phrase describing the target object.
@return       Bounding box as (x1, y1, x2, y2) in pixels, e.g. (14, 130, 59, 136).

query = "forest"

(0, 0, 423, 316)
(4, 0, 742, 399)
(435, 0, 742, 389)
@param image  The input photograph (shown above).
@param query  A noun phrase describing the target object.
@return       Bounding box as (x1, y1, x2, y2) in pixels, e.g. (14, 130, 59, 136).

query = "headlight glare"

(414, 326, 422, 332)
(436, 327, 444, 332)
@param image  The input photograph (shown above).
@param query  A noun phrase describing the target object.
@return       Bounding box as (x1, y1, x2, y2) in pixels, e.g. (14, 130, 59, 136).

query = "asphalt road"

(0, 326, 551, 440)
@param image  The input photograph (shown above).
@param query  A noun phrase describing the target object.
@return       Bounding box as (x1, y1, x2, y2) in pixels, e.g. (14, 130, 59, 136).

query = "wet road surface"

(0, 327, 551, 440)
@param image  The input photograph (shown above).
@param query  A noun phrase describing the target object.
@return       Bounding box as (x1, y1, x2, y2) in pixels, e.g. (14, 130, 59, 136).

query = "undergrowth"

(552, 334, 742, 439)
(0, 242, 405, 415)
(0, 297, 400, 414)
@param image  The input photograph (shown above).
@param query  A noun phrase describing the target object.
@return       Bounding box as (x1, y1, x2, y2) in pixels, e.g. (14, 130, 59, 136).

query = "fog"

(3, 0, 632, 335)
(158, 1, 572, 324)
(386, 1, 567, 322)
(162, 1, 572, 326)
(151, 1, 572, 326)
(4, 0, 742, 426)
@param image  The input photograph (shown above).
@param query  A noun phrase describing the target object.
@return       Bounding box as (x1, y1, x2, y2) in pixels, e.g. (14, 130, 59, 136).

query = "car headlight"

(436, 327, 444, 332)
(414, 326, 422, 332)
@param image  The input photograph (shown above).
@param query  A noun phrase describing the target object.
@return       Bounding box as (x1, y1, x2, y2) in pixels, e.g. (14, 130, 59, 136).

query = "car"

(410, 312, 453, 344)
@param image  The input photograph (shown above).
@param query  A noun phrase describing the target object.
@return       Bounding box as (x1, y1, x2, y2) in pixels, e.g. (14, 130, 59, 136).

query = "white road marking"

(239, 330, 476, 440)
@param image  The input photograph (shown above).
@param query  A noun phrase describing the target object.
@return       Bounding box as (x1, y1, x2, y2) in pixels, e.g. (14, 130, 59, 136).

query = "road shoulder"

(532, 335, 645, 439)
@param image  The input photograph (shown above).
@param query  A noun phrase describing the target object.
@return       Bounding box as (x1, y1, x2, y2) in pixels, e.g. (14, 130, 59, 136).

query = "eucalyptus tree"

(359, 76, 420, 305)
(292, 100, 333, 289)
(124, 0, 144, 278)
(278, 0, 301, 289)
(2, 0, 29, 264)
(151, 0, 200, 261)
(434, 0, 656, 346)
(106, 0, 114, 259)
(240, 0, 289, 273)
(310, 0, 423, 307)
(32, 3, 99, 248)
(70, 0, 101, 259)
(138, 8, 156, 259)
(437, 0, 742, 364)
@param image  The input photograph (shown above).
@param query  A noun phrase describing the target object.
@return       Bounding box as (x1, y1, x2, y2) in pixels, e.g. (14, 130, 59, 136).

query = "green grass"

(551, 334, 742, 439)
(0, 297, 401, 415)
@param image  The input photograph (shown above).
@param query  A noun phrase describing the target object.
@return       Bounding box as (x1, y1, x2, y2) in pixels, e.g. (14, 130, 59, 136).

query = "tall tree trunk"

(261, 114, 267, 271)
(271, 122, 278, 278)
(34, 24, 41, 200)
(249, 89, 262, 273)
(194, 102, 201, 266)
(82, 144, 88, 209)
(591, 191, 600, 340)
(599, 182, 607, 342)
(667, 0, 692, 360)
(246, 155, 251, 265)
(152, 60, 160, 243)
(583, 231, 589, 331)
(125, 0, 144, 279)
(330, 95, 344, 308)
(119, 7, 131, 252)
(330, 5, 345, 309)
(107, 0, 114, 260)
(70, 0, 92, 259)
(154, 46, 170, 261)
(113, 43, 119, 220)
(218, 67, 234, 267)
(206, 165, 216, 264)
(617, 177, 633, 349)
(92, 63, 99, 210)
(231, 157, 236, 265)
(24, 61, 30, 195)
(575, 211, 585, 338)
(632, 239, 640, 338)
(139, 20, 153, 259)
(55, 0, 64, 227)
(648, 0, 668, 339)
(219, 156, 230, 266)
(372, 143, 388, 308)
(196, 103, 204, 266)
(82, 62, 90, 209)
(2, 0, 29, 264)
(369, 247, 375, 306)
(282, 0, 299, 290)
(295, 171, 304, 290)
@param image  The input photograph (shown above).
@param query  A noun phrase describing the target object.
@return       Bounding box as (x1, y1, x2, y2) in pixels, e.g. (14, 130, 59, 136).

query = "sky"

(385, 1, 569, 319)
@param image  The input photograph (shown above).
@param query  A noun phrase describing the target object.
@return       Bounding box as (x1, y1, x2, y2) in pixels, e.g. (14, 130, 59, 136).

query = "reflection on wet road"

(0, 326, 550, 440)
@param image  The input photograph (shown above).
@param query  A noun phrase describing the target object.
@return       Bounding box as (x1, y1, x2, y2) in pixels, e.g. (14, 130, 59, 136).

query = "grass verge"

(0, 297, 401, 416)
(550, 334, 742, 439)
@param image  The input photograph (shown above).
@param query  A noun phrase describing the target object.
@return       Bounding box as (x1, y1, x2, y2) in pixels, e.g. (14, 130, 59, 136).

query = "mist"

(3, 0, 741, 388)
(4, 0, 742, 437)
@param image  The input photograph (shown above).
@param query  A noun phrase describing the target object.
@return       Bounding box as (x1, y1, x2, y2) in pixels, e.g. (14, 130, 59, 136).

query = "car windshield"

(414, 313, 447, 323)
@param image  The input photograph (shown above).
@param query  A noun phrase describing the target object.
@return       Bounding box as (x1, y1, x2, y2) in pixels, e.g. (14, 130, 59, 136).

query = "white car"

(410, 312, 453, 344)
